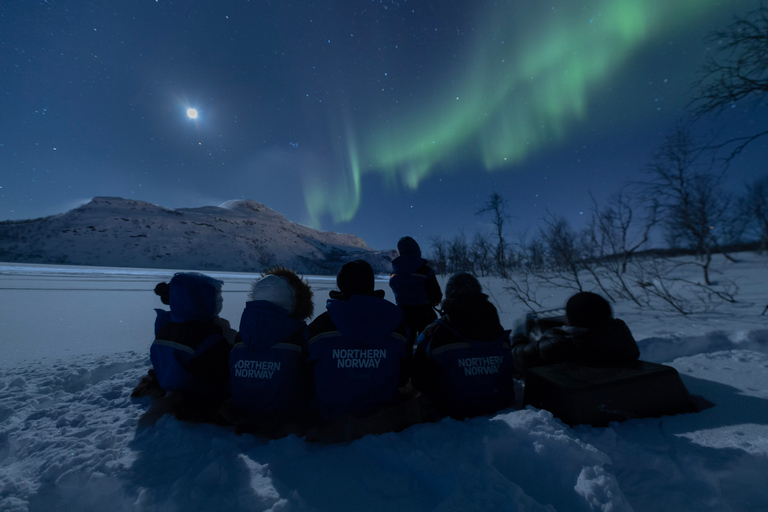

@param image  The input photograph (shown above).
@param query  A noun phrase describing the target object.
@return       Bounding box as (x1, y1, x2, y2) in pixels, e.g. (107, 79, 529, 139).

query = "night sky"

(2, 0, 765, 251)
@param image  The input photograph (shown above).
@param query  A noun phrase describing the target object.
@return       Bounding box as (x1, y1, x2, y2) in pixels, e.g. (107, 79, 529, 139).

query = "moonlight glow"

(186, 108, 198, 119)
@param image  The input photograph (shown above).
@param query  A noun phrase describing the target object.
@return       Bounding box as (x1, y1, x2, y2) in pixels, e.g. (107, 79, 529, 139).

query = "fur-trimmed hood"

(250, 266, 314, 321)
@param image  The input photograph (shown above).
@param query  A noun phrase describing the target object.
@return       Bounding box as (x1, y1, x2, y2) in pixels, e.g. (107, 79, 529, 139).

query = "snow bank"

(1, 257, 767, 511)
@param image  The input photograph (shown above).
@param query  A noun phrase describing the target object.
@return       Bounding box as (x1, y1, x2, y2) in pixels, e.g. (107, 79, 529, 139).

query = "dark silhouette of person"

(389, 236, 442, 353)
(511, 291, 640, 375)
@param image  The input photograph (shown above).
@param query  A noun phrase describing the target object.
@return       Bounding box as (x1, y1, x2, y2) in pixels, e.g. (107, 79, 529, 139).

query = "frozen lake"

(0, 264, 344, 368)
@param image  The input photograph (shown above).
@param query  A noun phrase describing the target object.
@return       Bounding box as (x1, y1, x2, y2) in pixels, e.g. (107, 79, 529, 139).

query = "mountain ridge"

(0, 197, 395, 275)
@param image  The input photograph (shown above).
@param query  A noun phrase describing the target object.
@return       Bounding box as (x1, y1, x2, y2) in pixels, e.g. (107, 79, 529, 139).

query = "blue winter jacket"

(389, 255, 441, 306)
(154, 308, 172, 336)
(150, 273, 230, 400)
(413, 292, 515, 418)
(417, 320, 515, 418)
(307, 294, 408, 419)
(229, 300, 309, 419)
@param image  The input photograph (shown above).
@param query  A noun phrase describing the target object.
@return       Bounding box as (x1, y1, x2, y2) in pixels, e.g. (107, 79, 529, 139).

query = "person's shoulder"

(308, 311, 333, 329)
(592, 318, 633, 338)
(421, 319, 441, 337)
(537, 326, 573, 346)
(609, 318, 632, 331)
(284, 324, 309, 347)
(154, 319, 225, 350)
(473, 296, 500, 317)
(604, 318, 638, 344)
(421, 319, 461, 352)
(307, 312, 335, 339)
(415, 261, 436, 275)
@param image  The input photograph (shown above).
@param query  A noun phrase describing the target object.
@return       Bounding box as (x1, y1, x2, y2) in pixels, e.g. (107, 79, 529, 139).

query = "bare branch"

(690, 6, 768, 160)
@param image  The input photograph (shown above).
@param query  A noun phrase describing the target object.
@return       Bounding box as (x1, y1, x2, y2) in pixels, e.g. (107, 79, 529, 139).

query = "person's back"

(389, 236, 442, 350)
(413, 272, 515, 419)
(150, 272, 232, 402)
(229, 268, 314, 423)
(308, 260, 409, 420)
(511, 292, 640, 375)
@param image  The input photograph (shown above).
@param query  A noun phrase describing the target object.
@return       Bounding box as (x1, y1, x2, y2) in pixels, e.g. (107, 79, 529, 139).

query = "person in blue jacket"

(389, 236, 442, 352)
(228, 267, 314, 435)
(412, 272, 515, 419)
(149, 272, 235, 405)
(307, 260, 410, 421)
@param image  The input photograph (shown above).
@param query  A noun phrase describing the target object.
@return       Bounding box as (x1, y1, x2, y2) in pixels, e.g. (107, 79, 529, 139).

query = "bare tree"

(629, 255, 738, 314)
(448, 231, 473, 273)
(691, 5, 768, 160)
(539, 213, 587, 292)
(476, 193, 511, 277)
(471, 231, 495, 277)
(504, 232, 548, 310)
(641, 127, 732, 285)
(504, 271, 546, 311)
(630, 257, 692, 314)
(588, 187, 659, 273)
(512, 231, 547, 273)
(582, 187, 660, 306)
(739, 176, 768, 252)
(428, 235, 448, 275)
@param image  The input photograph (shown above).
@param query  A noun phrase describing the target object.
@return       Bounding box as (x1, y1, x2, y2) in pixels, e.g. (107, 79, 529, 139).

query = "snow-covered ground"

(1, 254, 766, 512)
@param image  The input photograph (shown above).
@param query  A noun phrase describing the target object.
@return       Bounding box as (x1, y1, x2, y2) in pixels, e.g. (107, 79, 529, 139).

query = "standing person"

(228, 267, 314, 436)
(307, 260, 410, 422)
(412, 272, 515, 419)
(389, 236, 442, 352)
(510, 291, 640, 375)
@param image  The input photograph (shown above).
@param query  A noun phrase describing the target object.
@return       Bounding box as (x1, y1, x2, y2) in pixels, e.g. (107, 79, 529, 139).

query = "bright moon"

(186, 108, 198, 119)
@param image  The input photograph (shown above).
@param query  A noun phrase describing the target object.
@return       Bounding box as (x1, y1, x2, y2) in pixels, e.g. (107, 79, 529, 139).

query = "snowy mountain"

(0, 197, 395, 274)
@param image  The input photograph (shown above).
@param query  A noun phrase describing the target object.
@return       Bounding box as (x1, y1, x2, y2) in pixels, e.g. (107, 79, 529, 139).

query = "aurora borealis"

(1, 0, 765, 250)
(309, 0, 727, 224)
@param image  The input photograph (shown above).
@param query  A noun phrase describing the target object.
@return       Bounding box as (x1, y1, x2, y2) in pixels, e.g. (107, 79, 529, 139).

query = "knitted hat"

(251, 275, 296, 314)
(444, 272, 482, 299)
(168, 272, 223, 322)
(397, 236, 421, 257)
(337, 260, 375, 295)
(565, 292, 612, 328)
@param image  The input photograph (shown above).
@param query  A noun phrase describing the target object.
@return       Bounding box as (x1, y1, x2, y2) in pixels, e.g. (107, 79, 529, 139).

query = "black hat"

(337, 260, 375, 295)
(565, 292, 612, 328)
(444, 272, 482, 299)
(397, 236, 421, 257)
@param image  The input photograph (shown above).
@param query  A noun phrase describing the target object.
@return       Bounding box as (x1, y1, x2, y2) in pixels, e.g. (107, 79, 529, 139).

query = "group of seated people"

(134, 236, 641, 440)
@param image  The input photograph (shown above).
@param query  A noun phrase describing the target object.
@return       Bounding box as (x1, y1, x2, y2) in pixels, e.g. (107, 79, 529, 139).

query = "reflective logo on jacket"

(229, 300, 309, 418)
(308, 295, 407, 418)
(427, 321, 515, 417)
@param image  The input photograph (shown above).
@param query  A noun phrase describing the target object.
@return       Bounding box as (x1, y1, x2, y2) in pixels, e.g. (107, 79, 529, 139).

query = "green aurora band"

(304, 0, 726, 226)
